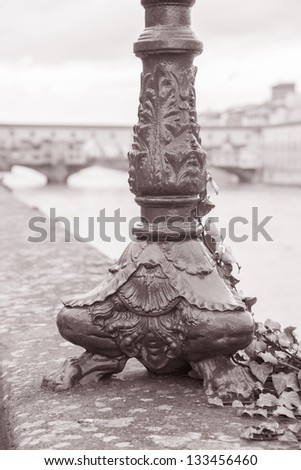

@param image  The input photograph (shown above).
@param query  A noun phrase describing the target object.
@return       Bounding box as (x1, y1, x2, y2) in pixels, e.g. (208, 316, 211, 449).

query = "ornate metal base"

(43, 0, 257, 404)
(42, 352, 128, 391)
(43, 237, 256, 400)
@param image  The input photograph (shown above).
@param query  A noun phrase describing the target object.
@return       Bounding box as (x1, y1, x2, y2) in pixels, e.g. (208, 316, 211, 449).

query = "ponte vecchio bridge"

(0, 123, 262, 184)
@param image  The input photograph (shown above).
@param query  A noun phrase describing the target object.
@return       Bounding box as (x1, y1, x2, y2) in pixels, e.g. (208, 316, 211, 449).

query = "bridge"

(207, 141, 262, 183)
(0, 124, 262, 184)
(0, 133, 129, 183)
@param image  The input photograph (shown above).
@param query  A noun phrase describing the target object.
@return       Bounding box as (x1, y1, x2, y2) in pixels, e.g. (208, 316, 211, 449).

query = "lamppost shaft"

(130, 0, 209, 240)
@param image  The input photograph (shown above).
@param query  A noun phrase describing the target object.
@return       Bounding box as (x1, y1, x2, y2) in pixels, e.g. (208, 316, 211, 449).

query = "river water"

(3, 165, 301, 334)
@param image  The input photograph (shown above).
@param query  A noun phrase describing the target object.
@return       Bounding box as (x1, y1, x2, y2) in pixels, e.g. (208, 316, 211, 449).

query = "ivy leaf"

(278, 391, 301, 410)
(258, 422, 279, 432)
(232, 400, 243, 408)
(241, 422, 280, 440)
(278, 431, 299, 443)
(284, 372, 300, 392)
(274, 350, 289, 360)
(238, 408, 267, 418)
(255, 338, 267, 353)
(245, 403, 255, 409)
(273, 406, 296, 419)
(253, 408, 268, 418)
(254, 381, 264, 392)
(249, 361, 273, 383)
(256, 322, 267, 335)
(241, 427, 257, 440)
(272, 373, 289, 396)
(265, 319, 281, 331)
(288, 424, 301, 441)
(278, 332, 291, 349)
(292, 343, 301, 354)
(288, 423, 301, 434)
(264, 331, 278, 343)
(256, 393, 279, 408)
(284, 326, 298, 345)
(244, 340, 256, 358)
(207, 396, 224, 407)
(239, 409, 254, 417)
(259, 352, 278, 365)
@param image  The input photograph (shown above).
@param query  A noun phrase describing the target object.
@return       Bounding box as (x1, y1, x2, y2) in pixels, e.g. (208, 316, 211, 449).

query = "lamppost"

(43, 0, 255, 401)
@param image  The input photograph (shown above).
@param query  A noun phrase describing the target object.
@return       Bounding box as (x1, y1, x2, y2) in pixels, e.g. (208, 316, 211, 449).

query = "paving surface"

(0, 184, 300, 450)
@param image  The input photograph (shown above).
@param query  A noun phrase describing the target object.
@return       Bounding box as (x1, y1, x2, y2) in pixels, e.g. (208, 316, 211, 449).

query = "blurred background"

(0, 0, 301, 332)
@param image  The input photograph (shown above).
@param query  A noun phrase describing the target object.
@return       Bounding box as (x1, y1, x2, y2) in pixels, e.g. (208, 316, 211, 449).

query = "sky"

(0, 0, 301, 124)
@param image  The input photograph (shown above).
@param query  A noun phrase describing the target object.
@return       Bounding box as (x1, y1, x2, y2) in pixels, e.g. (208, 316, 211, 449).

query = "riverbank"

(0, 185, 299, 450)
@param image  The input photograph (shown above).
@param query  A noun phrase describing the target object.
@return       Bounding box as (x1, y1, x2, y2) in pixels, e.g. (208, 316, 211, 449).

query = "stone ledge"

(0, 185, 299, 450)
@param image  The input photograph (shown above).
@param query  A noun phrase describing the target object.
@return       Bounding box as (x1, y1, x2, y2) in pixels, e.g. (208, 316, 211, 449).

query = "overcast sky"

(0, 0, 300, 124)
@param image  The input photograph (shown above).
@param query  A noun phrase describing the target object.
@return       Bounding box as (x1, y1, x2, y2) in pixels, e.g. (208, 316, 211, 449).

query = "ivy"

(232, 319, 301, 442)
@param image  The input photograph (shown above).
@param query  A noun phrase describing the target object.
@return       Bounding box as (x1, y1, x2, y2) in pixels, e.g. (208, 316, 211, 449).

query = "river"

(3, 165, 301, 334)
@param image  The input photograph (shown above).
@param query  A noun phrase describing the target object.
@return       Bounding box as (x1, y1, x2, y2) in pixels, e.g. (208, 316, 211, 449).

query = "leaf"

(255, 338, 267, 353)
(254, 381, 264, 392)
(265, 319, 281, 331)
(241, 427, 257, 439)
(272, 372, 300, 396)
(259, 352, 278, 365)
(274, 350, 289, 360)
(284, 372, 300, 392)
(278, 332, 291, 349)
(284, 326, 298, 345)
(272, 373, 289, 395)
(292, 343, 301, 353)
(232, 400, 243, 408)
(249, 361, 273, 383)
(278, 391, 301, 410)
(278, 431, 298, 443)
(295, 406, 301, 417)
(258, 421, 279, 432)
(207, 396, 224, 407)
(238, 408, 267, 418)
(239, 409, 254, 417)
(298, 371, 301, 388)
(288, 423, 301, 434)
(253, 408, 268, 418)
(256, 322, 266, 335)
(256, 393, 279, 408)
(241, 422, 280, 440)
(264, 332, 278, 343)
(244, 340, 256, 358)
(273, 406, 296, 419)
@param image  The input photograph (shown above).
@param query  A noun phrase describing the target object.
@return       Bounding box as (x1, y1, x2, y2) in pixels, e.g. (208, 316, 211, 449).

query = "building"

(262, 121, 301, 185)
(199, 83, 301, 185)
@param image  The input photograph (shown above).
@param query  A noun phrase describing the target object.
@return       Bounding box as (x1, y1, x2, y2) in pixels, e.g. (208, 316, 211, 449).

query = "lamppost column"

(129, 0, 211, 240)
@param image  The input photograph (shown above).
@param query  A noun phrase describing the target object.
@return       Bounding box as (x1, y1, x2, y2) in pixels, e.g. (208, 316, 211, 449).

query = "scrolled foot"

(190, 356, 256, 404)
(42, 352, 128, 391)
(42, 356, 81, 391)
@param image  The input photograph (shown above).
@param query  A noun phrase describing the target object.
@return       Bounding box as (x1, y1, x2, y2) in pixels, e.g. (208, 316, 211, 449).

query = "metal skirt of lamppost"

(43, 0, 256, 401)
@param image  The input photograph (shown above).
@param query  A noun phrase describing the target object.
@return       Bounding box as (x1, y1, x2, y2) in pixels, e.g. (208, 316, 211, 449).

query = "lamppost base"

(42, 237, 256, 401)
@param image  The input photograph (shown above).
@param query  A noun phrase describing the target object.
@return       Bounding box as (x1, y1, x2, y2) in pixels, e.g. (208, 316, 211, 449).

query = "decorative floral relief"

(128, 62, 207, 197)
(90, 300, 188, 371)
